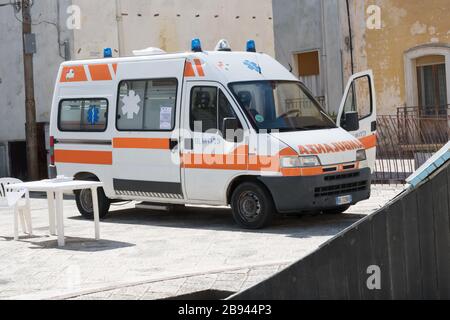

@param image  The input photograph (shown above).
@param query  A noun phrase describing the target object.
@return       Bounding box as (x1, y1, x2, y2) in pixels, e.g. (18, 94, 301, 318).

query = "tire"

(75, 177, 110, 219)
(322, 205, 351, 215)
(231, 182, 275, 229)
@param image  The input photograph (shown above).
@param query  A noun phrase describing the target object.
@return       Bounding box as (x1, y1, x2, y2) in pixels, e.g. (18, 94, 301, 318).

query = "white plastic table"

(8, 179, 103, 247)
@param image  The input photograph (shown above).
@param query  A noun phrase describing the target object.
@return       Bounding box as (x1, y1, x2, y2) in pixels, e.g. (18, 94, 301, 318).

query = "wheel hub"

(239, 192, 261, 222)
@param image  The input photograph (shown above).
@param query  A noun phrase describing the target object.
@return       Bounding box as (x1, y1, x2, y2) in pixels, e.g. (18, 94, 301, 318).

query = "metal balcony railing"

(374, 107, 449, 184)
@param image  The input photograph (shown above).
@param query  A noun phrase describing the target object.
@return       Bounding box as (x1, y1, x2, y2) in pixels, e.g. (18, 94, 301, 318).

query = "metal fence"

(374, 110, 449, 184)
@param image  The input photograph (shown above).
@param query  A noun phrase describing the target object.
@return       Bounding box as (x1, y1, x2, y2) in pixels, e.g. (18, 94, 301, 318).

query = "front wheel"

(231, 182, 275, 229)
(75, 178, 110, 219)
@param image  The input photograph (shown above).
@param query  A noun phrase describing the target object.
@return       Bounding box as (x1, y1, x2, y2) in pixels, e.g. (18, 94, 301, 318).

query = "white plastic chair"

(0, 178, 33, 240)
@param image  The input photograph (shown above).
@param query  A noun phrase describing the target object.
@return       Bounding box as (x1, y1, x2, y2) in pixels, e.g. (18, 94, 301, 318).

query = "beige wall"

(72, 0, 275, 59)
(349, 0, 450, 115)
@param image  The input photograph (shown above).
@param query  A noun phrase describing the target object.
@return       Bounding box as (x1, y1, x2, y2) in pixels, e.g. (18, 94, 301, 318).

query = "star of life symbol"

(66, 69, 75, 80)
(121, 90, 141, 119)
(217, 61, 230, 71)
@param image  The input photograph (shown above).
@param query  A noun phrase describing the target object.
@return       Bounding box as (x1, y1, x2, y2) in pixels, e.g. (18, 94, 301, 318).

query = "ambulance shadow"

(101, 206, 367, 238)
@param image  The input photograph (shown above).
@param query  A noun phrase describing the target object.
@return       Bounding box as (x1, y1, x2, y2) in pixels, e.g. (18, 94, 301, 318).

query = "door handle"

(170, 139, 179, 151)
(371, 121, 377, 132)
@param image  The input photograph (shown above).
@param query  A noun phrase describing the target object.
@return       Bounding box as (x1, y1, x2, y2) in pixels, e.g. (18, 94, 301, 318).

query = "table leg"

(14, 206, 19, 241)
(47, 191, 56, 236)
(55, 191, 65, 247)
(91, 187, 100, 240)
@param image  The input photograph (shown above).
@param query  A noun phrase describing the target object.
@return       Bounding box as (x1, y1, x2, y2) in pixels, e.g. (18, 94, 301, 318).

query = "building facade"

(272, 0, 450, 116)
(0, 0, 73, 178)
(2, 0, 448, 179)
(351, 0, 450, 115)
(0, 0, 274, 178)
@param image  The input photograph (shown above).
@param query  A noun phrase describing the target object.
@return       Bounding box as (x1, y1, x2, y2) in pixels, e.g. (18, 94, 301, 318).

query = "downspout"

(116, 0, 125, 56)
(320, 0, 329, 112)
(346, 0, 355, 74)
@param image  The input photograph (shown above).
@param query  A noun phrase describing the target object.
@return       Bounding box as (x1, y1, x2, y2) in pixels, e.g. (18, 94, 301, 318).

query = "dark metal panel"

(340, 225, 362, 299)
(400, 191, 423, 299)
(314, 245, 334, 300)
(386, 201, 408, 299)
(369, 209, 392, 299)
(355, 219, 377, 300)
(292, 255, 320, 300)
(431, 169, 450, 299)
(416, 179, 439, 299)
(325, 236, 350, 300)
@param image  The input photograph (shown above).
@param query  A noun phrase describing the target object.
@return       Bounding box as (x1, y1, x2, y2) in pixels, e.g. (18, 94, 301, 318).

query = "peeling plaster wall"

(72, 0, 120, 59)
(349, 0, 450, 115)
(73, 0, 275, 59)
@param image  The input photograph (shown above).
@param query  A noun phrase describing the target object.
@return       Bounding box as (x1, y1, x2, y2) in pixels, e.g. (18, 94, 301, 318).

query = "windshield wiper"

(276, 127, 308, 132)
(299, 125, 332, 130)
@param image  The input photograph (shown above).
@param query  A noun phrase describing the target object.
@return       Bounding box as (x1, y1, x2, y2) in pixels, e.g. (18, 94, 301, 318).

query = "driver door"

(337, 70, 377, 172)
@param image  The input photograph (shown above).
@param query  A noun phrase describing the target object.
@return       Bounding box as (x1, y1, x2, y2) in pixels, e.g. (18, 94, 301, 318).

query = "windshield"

(229, 81, 336, 132)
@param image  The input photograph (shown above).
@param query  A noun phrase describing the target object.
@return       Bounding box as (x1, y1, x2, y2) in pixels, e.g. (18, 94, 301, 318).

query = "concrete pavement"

(0, 185, 405, 300)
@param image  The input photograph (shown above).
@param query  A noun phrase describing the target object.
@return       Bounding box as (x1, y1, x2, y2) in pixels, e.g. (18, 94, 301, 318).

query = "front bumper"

(258, 168, 371, 213)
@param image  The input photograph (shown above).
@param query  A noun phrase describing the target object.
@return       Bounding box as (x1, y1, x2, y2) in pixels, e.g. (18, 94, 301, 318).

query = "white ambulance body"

(50, 41, 377, 229)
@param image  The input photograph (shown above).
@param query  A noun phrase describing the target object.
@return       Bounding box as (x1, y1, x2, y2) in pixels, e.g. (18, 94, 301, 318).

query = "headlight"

(356, 149, 367, 161)
(280, 156, 321, 168)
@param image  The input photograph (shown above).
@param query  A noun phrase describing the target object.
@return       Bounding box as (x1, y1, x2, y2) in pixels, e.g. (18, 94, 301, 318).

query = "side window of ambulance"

(58, 99, 108, 132)
(117, 78, 177, 131)
(190, 87, 240, 133)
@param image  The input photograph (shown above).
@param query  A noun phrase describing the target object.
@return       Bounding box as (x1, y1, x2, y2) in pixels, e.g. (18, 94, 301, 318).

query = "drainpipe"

(320, 0, 329, 112)
(346, 0, 355, 74)
(116, 0, 125, 56)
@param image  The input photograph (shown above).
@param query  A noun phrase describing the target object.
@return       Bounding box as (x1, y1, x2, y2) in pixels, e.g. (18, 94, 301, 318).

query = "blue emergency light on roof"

(103, 48, 113, 58)
(191, 38, 202, 52)
(246, 40, 256, 53)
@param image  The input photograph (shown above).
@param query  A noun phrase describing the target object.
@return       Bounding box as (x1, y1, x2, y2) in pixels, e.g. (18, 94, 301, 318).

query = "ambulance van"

(49, 39, 377, 229)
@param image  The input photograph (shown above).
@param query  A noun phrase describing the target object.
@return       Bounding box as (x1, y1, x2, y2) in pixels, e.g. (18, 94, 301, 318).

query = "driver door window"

(341, 75, 372, 125)
(190, 86, 241, 135)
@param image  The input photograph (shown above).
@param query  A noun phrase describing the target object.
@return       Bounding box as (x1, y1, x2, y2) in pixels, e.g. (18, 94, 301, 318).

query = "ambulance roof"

(61, 51, 298, 84)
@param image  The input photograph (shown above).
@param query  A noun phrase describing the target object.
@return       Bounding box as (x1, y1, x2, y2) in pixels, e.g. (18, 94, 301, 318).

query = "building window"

(416, 55, 447, 116)
(296, 51, 320, 77)
(117, 78, 178, 131)
(58, 98, 108, 132)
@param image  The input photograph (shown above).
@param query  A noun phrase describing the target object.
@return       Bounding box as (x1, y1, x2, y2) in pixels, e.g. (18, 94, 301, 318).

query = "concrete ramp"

(231, 156, 450, 299)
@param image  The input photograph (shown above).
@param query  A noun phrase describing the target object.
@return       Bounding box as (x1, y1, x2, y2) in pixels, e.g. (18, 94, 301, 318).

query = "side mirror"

(342, 111, 360, 131)
(222, 118, 243, 143)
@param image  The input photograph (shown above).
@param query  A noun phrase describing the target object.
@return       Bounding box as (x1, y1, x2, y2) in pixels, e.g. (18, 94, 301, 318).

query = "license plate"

(336, 195, 352, 206)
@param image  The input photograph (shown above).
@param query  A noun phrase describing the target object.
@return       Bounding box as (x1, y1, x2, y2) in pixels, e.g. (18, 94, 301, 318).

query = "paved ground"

(0, 185, 405, 300)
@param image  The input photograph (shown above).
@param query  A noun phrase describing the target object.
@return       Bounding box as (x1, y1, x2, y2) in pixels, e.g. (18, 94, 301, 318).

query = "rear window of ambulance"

(58, 99, 108, 132)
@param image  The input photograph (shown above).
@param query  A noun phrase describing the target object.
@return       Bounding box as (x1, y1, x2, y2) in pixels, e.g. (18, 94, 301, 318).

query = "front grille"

(314, 181, 368, 197)
(324, 172, 360, 181)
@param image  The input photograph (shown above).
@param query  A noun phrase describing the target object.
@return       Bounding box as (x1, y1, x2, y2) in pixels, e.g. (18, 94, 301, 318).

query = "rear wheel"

(231, 182, 275, 229)
(75, 177, 110, 219)
(322, 205, 351, 215)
